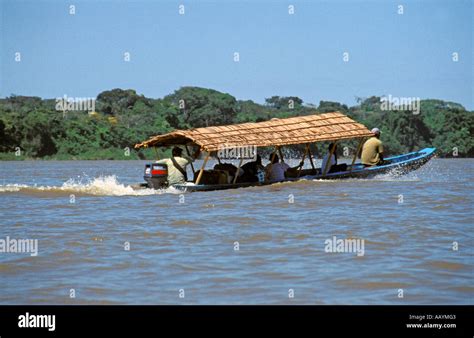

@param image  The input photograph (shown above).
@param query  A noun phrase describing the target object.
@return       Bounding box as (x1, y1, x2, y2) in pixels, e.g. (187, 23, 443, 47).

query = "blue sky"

(1, 0, 472, 109)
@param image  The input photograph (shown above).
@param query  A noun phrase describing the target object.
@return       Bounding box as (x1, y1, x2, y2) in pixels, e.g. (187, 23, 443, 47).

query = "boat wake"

(308, 171, 422, 183)
(0, 175, 181, 196)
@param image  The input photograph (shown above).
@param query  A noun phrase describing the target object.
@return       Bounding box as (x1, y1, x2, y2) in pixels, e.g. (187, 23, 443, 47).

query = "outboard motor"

(144, 163, 168, 189)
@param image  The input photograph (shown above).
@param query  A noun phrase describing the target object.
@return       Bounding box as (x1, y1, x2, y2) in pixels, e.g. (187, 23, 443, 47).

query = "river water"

(0, 158, 472, 304)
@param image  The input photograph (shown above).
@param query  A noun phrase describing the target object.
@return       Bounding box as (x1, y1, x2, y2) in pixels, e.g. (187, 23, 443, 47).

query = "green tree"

(164, 87, 237, 128)
(265, 96, 303, 110)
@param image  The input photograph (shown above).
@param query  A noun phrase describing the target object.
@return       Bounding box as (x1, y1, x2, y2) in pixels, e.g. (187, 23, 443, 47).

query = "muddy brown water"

(0, 158, 472, 304)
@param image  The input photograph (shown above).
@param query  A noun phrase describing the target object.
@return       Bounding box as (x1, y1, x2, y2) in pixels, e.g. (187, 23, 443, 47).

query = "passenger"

(265, 154, 302, 182)
(361, 128, 384, 167)
(321, 143, 348, 174)
(155, 146, 199, 185)
(265, 154, 288, 182)
(240, 155, 264, 182)
(214, 162, 240, 183)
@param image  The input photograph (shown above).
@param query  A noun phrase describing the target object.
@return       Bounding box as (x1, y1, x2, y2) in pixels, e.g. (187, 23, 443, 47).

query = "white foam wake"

(0, 175, 180, 196)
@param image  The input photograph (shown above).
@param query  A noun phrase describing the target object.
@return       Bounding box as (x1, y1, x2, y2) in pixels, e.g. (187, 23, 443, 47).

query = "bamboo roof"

(134, 112, 374, 151)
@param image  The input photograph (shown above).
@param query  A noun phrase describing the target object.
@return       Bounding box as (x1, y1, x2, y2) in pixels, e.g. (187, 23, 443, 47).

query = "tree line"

(0, 87, 472, 160)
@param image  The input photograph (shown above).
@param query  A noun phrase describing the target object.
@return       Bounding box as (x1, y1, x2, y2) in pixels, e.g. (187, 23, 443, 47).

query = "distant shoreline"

(1, 88, 473, 159)
(1, 153, 472, 161)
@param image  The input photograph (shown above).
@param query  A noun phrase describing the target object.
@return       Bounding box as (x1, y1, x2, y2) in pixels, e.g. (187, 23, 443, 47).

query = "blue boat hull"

(312, 147, 436, 180)
(172, 148, 436, 192)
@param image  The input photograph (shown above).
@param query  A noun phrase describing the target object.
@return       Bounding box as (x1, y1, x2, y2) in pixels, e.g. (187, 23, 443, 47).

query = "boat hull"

(171, 148, 436, 192)
(315, 147, 436, 180)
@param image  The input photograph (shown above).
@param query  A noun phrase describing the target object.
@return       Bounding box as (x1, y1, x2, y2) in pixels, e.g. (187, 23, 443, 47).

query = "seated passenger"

(265, 154, 302, 182)
(155, 146, 199, 185)
(240, 155, 264, 183)
(214, 162, 241, 183)
(361, 128, 384, 167)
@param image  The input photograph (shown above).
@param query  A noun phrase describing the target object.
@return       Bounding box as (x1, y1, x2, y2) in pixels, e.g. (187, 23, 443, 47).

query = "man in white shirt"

(265, 154, 289, 182)
(265, 154, 303, 182)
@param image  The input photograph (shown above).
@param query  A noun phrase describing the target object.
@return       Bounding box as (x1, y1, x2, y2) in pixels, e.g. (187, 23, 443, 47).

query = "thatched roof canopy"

(134, 112, 373, 151)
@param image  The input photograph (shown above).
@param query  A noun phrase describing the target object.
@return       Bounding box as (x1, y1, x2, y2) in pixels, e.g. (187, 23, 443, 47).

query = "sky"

(1, 0, 472, 109)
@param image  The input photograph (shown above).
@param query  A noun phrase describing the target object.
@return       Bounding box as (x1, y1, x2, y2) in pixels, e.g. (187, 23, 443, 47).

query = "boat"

(134, 112, 436, 192)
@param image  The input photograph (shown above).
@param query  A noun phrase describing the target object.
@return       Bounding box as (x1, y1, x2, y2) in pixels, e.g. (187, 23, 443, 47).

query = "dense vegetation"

(0, 87, 472, 160)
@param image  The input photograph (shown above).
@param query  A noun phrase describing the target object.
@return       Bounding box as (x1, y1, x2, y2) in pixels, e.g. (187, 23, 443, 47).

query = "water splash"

(60, 175, 163, 196)
(0, 175, 179, 196)
(371, 170, 421, 182)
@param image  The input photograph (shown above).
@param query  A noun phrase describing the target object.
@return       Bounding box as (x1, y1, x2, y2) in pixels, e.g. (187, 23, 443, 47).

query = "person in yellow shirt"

(361, 128, 384, 167)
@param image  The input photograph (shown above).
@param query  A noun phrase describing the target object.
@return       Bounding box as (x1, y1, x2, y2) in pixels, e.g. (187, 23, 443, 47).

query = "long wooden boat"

(169, 148, 436, 192)
(134, 112, 436, 192)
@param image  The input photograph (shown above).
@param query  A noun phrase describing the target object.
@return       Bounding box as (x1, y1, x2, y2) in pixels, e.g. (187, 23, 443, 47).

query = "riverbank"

(0, 148, 162, 161)
(0, 151, 471, 161)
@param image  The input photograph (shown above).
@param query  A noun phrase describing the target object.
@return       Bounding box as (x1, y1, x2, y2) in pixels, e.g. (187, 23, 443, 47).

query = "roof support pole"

(233, 158, 244, 184)
(185, 145, 195, 175)
(350, 137, 365, 173)
(265, 147, 279, 182)
(307, 144, 316, 170)
(322, 141, 338, 177)
(278, 147, 284, 163)
(270, 147, 278, 163)
(195, 153, 210, 185)
(153, 147, 160, 160)
(297, 144, 310, 178)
